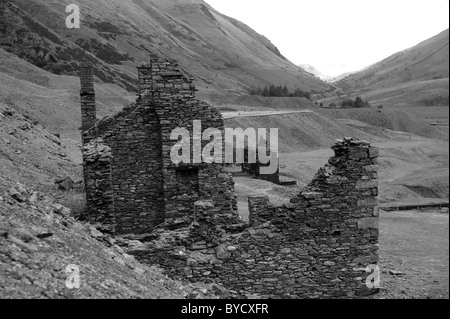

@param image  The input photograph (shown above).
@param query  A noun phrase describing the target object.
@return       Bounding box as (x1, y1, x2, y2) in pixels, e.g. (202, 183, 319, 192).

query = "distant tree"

(269, 85, 276, 97)
(335, 96, 371, 109)
(354, 96, 364, 108)
(341, 99, 354, 108)
(303, 91, 311, 100)
(250, 84, 311, 100)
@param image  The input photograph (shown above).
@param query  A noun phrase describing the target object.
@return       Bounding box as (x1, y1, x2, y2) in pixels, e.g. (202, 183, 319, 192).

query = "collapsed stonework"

(129, 137, 380, 298)
(80, 58, 239, 235)
(80, 58, 379, 298)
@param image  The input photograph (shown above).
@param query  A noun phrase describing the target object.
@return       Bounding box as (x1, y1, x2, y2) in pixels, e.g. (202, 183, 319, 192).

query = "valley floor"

(378, 210, 449, 299)
(235, 138, 449, 213)
(233, 133, 449, 299)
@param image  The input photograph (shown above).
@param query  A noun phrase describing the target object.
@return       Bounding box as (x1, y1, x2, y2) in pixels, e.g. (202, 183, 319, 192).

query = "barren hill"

(0, 47, 135, 133)
(335, 29, 449, 92)
(0, 0, 333, 96)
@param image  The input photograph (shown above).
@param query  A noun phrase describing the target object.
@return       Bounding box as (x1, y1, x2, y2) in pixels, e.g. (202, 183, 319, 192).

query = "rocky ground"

(0, 183, 236, 299)
(377, 210, 449, 299)
(2, 181, 447, 299)
(0, 94, 239, 299)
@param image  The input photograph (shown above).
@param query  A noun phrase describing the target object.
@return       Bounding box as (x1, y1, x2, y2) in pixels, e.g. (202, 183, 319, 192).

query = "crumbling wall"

(138, 59, 239, 227)
(108, 107, 165, 234)
(81, 59, 239, 234)
(130, 138, 380, 298)
(82, 105, 165, 234)
(82, 139, 114, 230)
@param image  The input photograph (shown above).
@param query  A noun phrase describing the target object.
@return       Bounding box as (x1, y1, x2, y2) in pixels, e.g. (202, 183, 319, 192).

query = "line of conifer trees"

(328, 96, 370, 108)
(249, 85, 311, 100)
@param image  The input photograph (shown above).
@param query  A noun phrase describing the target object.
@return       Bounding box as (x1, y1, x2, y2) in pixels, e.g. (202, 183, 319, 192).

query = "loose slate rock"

(8, 184, 29, 202)
(55, 176, 74, 191)
(89, 226, 104, 238)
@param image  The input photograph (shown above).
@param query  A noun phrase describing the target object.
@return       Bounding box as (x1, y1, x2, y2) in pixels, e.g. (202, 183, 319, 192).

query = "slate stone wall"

(80, 59, 380, 298)
(81, 58, 239, 235)
(138, 59, 239, 228)
(82, 139, 114, 231)
(130, 138, 380, 298)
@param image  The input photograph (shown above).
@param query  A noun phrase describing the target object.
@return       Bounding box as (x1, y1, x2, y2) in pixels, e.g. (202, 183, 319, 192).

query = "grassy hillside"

(316, 107, 448, 141)
(0, 47, 135, 133)
(329, 29, 449, 107)
(348, 78, 449, 107)
(0, 0, 333, 96)
(335, 29, 449, 92)
(225, 105, 447, 154)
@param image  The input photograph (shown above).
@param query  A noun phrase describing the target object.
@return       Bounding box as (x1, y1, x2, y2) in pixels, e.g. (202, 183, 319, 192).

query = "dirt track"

(222, 110, 313, 119)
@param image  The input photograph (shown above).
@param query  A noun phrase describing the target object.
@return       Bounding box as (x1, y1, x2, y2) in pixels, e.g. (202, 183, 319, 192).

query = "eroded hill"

(0, 0, 333, 96)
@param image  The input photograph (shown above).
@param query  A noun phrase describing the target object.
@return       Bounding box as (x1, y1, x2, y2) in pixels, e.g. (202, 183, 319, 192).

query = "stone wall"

(80, 58, 380, 298)
(82, 139, 115, 231)
(81, 58, 240, 235)
(130, 138, 380, 298)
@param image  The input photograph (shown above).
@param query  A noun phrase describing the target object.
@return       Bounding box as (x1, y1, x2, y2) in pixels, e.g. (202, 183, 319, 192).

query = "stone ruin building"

(79, 58, 380, 298)
(241, 143, 281, 185)
(80, 59, 239, 235)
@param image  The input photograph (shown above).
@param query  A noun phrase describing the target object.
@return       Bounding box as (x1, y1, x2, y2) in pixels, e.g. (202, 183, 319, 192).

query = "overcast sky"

(205, 0, 449, 77)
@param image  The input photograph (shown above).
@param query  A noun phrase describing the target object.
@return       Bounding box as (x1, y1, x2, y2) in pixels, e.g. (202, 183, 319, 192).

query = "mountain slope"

(335, 29, 449, 92)
(0, 109, 231, 299)
(0, 47, 135, 133)
(0, 0, 333, 97)
(298, 64, 329, 80)
(299, 64, 356, 83)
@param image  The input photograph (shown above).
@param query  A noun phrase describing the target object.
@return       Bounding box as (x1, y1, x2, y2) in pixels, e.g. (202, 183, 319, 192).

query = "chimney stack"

(79, 64, 96, 144)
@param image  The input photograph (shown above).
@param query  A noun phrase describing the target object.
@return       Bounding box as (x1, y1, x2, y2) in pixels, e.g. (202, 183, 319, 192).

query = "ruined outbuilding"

(80, 59, 239, 235)
(80, 58, 380, 298)
(241, 143, 281, 185)
(130, 137, 380, 298)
